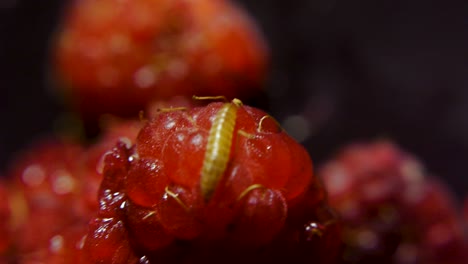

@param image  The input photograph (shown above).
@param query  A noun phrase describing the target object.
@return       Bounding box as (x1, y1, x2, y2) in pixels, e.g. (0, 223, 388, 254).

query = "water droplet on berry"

(165, 119, 176, 129)
(128, 152, 140, 163)
(304, 221, 325, 240)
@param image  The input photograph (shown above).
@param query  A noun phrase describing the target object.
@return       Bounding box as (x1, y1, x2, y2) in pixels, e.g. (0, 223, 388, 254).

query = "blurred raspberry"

(83, 100, 340, 263)
(320, 141, 468, 264)
(53, 0, 268, 122)
(5, 139, 90, 263)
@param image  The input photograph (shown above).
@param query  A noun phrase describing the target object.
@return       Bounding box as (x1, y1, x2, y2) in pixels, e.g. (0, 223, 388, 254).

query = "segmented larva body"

(200, 99, 242, 201)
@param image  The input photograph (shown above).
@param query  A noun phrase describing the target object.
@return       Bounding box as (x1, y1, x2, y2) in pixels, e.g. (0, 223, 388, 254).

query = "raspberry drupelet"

(83, 99, 341, 263)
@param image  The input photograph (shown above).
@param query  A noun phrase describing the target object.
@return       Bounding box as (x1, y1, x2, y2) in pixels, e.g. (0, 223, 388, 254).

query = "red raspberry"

(320, 141, 468, 263)
(6, 139, 88, 259)
(83, 100, 341, 263)
(53, 0, 268, 121)
(83, 119, 143, 213)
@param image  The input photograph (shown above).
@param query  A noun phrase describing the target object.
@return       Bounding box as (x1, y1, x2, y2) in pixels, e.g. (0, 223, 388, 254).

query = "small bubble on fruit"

(128, 152, 140, 163)
(49, 235, 64, 253)
(52, 170, 76, 195)
(282, 115, 310, 143)
(120, 200, 127, 210)
(22, 164, 46, 187)
(135, 66, 157, 89)
(304, 222, 325, 239)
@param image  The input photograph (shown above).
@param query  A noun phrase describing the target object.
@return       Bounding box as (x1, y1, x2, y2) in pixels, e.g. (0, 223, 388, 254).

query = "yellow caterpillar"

(199, 98, 243, 201)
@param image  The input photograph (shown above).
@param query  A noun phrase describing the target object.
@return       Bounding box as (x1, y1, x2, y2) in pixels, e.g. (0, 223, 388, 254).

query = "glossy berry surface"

(320, 141, 468, 264)
(53, 0, 268, 121)
(2, 121, 142, 263)
(83, 100, 340, 263)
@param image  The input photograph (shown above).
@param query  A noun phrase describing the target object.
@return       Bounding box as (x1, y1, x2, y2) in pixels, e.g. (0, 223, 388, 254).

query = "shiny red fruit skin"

(53, 0, 268, 121)
(83, 101, 341, 263)
(320, 141, 468, 264)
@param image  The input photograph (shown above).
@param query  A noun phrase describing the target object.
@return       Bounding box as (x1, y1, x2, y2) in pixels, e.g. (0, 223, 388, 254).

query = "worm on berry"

(195, 96, 243, 201)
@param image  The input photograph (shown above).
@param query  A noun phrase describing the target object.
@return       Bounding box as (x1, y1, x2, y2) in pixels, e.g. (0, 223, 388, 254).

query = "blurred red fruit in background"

(53, 0, 268, 123)
(320, 141, 468, 264)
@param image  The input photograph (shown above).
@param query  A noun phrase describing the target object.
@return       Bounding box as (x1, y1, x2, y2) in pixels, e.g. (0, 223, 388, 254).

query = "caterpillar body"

(200, 99, 242, 201)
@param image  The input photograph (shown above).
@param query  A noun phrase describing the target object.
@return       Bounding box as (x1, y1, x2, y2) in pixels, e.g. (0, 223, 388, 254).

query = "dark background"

(1, 0, 467, 200)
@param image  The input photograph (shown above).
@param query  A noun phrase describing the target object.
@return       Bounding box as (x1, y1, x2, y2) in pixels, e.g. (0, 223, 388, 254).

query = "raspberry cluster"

(320, 141, 468, 264)
(2, 0, 467, 263)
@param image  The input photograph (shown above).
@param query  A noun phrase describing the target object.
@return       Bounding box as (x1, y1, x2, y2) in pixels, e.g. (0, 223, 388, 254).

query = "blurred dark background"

(1, 0, 467, 200)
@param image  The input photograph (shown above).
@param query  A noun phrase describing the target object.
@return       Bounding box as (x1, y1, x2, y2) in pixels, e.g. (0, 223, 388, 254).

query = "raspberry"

(83, 119, 143, 212)
(53, 0, 268, 121)
(319, 141, 468, 263)
(83, 100, 340, 263)
(2, 119, 143, 262)
(4, 139, 89, 262)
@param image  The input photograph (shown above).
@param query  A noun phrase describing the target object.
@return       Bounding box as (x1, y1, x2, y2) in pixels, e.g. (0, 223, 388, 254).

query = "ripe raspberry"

(83, 100, 341, 263)
(319, 141, 468, 263)
(6, 139, 88, 259)
(83, 119, 143, 212)
(53, 0, 268, 121)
